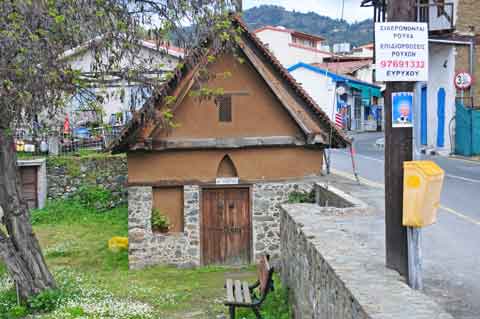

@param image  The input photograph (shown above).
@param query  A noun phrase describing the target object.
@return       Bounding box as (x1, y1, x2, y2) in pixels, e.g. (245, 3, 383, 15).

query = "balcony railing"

(416, 1, 454, 32)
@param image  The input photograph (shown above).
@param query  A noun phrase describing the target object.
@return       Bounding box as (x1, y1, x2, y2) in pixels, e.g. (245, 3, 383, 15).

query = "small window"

(217, 95, 232, 122)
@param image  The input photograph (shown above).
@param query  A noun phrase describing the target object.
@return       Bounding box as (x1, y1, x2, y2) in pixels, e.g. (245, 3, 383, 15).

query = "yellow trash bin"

(403, 161, 444, 227)
(108, 236, 129, 252)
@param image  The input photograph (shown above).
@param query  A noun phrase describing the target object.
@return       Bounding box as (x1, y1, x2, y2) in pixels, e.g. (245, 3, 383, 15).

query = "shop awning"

(349, 82, 382, 99)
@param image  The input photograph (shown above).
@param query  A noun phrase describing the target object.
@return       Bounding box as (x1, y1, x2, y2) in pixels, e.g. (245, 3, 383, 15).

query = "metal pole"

(407, 227, 423, 289)
(15, 280, 20, 305)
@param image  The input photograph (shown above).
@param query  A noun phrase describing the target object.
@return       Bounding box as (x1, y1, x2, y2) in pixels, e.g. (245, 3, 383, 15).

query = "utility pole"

(384, 0, 417, 277)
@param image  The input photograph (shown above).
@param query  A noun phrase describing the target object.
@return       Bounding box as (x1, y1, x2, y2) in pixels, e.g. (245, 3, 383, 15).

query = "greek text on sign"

(375, 22, 429, 82)
(216, 177, 239, 185)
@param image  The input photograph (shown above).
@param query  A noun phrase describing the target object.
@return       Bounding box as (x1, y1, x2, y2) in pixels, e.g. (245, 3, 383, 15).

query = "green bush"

(151, 208, 170, 232)
(74, 185, 114, 211)
(30, 200, 86, 225)
(237, 275, 292, 319)
(7, 305, 28, 318)
(0, 289, 17, 319)
(0, 270, 89, 318)
(66, 306, 85, 317)
(27, 288, 62, 313)
(31, 199, 127, 228)
(287, 190, 315, 204)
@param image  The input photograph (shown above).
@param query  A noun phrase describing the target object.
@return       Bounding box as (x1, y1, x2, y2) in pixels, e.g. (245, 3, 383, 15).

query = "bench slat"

(242, 281, 252, 304)
(226, 279, 234, 303)
(234, 280, 243, 303)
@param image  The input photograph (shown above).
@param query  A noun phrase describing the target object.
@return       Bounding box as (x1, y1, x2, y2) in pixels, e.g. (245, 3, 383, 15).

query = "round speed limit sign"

(455, 72, 473, 90)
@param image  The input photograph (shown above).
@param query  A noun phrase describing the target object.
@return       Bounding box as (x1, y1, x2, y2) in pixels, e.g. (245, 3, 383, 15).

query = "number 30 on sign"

(455, 72, 473, 90)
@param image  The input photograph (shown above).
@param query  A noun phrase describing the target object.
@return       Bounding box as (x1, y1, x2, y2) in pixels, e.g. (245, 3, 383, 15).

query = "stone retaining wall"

(46, 155, 127, 201)
(280, 204, 454, 319)
(252, 181, 313, 261)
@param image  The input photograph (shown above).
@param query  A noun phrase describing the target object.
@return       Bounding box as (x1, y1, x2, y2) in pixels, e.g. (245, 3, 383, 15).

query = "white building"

(61, 39, 183, 126)
(253, 26, 331, 67)
(333, 42, 351, 54)
(289, 63, 382, 132)
(412, 0, 473, 156)
(414, 42, 456, 155)
(315, 57, 375, 84)
(351, 43, 374, 58)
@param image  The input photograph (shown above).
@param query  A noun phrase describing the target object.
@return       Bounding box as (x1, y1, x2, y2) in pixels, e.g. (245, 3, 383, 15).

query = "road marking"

(331, 168, 384, 189)
(448, 155, 480, 165)
(331, 150, 480, 184)
(330, 150, 384, 163)
(439, 206, 480, 226)
(445, 174, 480, 184)
(331, 168, 480, 226)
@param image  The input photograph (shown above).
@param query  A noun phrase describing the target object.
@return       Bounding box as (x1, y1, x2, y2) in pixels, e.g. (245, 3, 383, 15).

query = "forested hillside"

(243, 5, 373, 47)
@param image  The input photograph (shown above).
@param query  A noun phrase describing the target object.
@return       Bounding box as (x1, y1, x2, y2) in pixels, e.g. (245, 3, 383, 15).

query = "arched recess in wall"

(217, 154, 238, 178)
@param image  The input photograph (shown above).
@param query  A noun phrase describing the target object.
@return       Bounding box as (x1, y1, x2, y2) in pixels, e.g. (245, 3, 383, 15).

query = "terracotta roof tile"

(313, 59, 372, 75)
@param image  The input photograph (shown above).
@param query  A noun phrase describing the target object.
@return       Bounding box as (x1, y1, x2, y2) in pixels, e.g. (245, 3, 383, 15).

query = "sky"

(244, 0, 374, 23)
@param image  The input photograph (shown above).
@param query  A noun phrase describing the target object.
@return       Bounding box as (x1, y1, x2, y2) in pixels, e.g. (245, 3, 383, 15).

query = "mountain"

(243, 5, 373, 47)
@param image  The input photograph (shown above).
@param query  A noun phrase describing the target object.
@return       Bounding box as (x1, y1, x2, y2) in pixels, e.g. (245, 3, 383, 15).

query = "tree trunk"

(0, 129, 56, 300)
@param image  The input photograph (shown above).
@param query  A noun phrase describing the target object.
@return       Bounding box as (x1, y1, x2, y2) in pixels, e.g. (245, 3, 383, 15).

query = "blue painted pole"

(437, 88, 446, 148)
(421, 86, 428, 145)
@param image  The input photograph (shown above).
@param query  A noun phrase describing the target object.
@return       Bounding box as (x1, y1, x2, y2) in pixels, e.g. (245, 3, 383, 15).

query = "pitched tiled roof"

(110, 15, 350, 153)
(313, 59, 373, 76)
(289, 62, 380, 90)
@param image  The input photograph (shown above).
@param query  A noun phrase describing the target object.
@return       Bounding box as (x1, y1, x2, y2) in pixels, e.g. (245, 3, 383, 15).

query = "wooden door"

(202, 188, 251, 265)
(20, 166, 38, 210)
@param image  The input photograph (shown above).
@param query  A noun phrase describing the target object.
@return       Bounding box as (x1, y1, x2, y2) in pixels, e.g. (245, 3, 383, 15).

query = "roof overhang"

(109, 15, 350, 154)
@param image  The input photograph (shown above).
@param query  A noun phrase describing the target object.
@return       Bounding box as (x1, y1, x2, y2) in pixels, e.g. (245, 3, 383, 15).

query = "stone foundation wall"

(129, 180, 315, 268)
(128, 186, 200, 269)
(46, 155, 127, 202)
(280, 204, 454, 319)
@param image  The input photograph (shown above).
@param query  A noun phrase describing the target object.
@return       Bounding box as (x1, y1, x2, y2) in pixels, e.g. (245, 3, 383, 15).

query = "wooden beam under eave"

(150, 136, 309, 151)
(125, 135, 332, 152)
(128, 176, 324, 188)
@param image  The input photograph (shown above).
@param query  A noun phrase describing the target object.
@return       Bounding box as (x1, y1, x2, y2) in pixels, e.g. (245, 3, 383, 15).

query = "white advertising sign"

(216, 177, 239, 185)
(375, 22, 429, 82)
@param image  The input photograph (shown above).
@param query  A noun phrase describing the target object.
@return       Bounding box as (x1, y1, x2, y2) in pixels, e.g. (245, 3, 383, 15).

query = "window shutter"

(218, 95, 232, 122)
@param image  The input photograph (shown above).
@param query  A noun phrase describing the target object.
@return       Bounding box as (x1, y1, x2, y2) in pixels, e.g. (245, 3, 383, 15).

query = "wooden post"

(384, 0, 417, 278)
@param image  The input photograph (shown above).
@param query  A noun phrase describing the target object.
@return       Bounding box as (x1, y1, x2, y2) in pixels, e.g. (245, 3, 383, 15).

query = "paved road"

(328, 132, 480, 319)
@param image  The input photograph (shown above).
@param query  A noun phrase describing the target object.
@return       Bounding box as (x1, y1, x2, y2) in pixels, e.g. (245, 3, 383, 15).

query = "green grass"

(0, 198, 292, 318)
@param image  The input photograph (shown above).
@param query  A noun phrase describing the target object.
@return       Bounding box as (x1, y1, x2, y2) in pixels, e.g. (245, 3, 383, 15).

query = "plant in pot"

(151, 208, 170, 233)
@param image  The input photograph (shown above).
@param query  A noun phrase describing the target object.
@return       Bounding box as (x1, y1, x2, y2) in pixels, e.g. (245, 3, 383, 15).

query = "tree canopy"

(0, 0, 238, 300)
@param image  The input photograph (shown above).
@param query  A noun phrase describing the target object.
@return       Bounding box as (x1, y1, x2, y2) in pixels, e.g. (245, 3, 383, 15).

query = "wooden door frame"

(199, 184, 253, 266)
(20, 165, 39, 209)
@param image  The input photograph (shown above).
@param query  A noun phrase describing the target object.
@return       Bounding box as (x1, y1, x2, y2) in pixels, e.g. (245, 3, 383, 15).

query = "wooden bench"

(224, 255, 274, 319)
